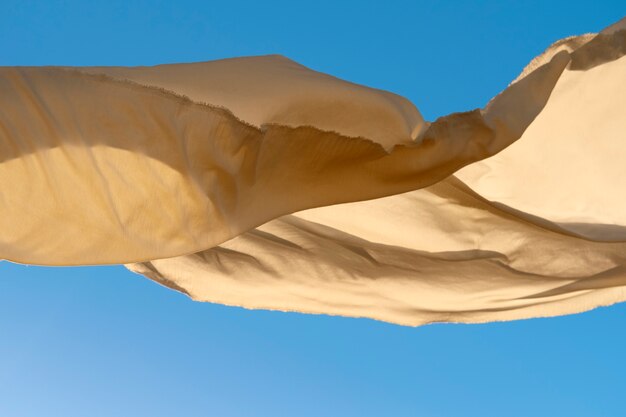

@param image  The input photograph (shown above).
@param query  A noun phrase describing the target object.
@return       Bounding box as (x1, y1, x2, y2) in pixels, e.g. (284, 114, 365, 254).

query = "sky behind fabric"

(1, 1, 625, 416)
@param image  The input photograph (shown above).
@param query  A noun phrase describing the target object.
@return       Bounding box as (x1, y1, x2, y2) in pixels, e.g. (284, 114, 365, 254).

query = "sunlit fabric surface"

(2, 18, 625, 326)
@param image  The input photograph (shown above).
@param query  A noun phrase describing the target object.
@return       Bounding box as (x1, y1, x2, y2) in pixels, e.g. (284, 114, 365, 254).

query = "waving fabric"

(2, 18, 625, 326)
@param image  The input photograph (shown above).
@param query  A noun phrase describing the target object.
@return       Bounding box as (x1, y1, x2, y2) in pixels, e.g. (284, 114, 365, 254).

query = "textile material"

(2, 18, 625, 325)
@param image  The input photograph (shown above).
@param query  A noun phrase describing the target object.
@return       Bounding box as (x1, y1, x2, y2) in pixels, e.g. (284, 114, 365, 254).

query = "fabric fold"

(127, 19, 626, 326)
(2, 17, 626, 326)
(0, 46, 567, 265)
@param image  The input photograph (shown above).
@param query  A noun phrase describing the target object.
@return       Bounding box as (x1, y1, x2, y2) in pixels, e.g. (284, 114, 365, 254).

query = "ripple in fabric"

(2, 18, 625, 326)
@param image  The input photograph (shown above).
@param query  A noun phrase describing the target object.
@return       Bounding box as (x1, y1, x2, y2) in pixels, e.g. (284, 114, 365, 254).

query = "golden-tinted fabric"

(2, 18, 625, 326)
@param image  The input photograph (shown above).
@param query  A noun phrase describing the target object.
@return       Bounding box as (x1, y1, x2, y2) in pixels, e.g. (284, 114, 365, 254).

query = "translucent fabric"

(2, 18, 625, 325)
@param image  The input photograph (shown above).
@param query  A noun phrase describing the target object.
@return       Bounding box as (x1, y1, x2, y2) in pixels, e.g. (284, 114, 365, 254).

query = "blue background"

(1, 1, 625, 416)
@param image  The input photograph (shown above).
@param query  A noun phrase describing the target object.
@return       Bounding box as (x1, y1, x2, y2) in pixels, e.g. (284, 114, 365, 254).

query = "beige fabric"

(76, 55, 427, 149)
(2, 18, 625, 326)
(129, 179, 626, 326)
(0, 51, 567, 265)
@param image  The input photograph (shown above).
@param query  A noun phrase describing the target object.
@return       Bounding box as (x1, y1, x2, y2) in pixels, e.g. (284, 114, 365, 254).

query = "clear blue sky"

(1, 2, 625, 416)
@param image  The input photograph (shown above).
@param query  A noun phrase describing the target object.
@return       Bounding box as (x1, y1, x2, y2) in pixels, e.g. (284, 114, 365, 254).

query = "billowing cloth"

(2, 18, 625, 326)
